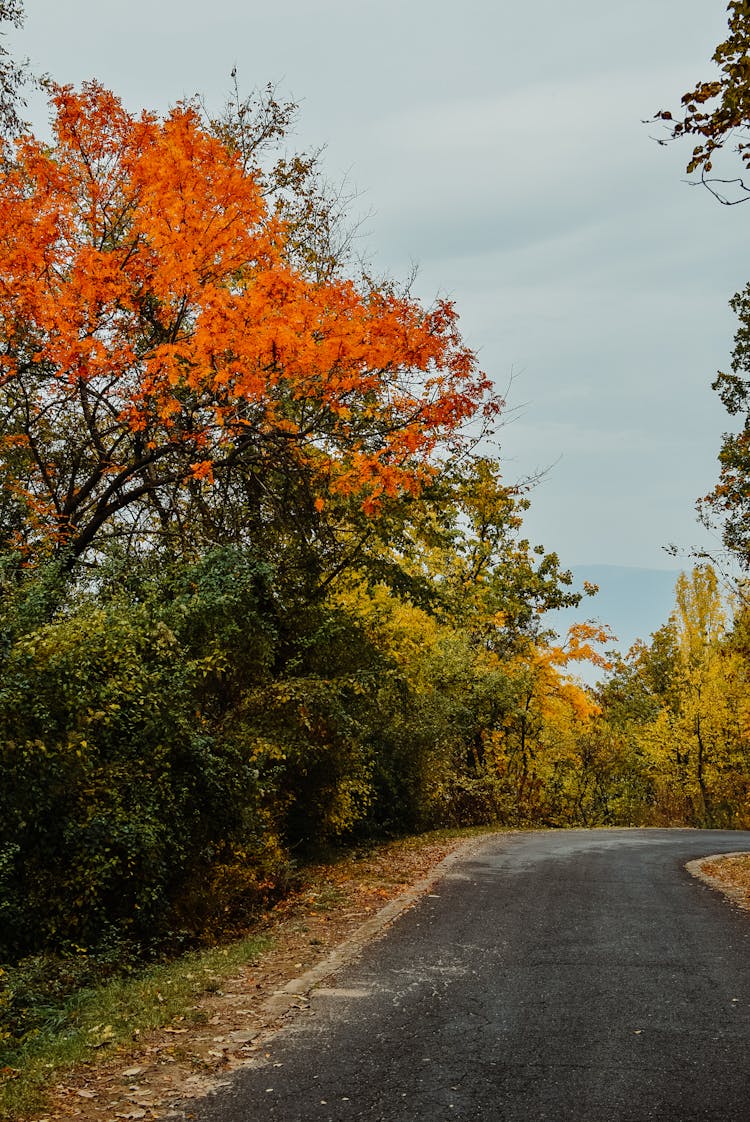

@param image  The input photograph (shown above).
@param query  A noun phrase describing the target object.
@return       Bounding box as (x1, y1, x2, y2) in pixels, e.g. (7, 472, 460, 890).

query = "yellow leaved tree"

(637, 565, 750, 826)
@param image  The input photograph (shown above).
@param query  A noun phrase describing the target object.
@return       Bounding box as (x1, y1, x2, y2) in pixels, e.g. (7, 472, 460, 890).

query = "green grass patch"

(0, 825, 503, 1120)
(0, 932, 272, 1120)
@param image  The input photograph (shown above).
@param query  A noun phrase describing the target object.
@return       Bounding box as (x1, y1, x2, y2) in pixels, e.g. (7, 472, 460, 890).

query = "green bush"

(0, 551, 283, 962)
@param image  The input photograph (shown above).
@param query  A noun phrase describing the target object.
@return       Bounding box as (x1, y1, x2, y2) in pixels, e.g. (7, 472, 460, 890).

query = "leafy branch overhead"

(656, 0, 750, 201)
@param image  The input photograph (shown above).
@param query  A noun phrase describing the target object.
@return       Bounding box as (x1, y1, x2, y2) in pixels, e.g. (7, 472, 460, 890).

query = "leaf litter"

(40, 835, 467, 1122)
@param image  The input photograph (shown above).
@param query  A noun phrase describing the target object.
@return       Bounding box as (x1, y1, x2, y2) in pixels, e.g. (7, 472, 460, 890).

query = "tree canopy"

(0, 82, 497, 576)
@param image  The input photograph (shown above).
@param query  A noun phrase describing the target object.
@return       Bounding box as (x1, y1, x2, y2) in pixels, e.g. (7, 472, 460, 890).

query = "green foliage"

(0, 453, 628, 993)
(0, 550, 283, 961)
(695, 285, 750, 562)
(0, 931, 272, 1118)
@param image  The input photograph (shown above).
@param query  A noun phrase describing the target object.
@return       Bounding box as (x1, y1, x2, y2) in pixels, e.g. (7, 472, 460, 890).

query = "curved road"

(184, 829, 750, 1121)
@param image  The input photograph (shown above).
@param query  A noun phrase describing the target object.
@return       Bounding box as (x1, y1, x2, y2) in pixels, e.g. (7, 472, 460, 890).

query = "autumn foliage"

(657, 0, 750, 187)
(0, 84, 613, 993)
(596, 565, 750, 829)
(6, 10, 750, 1083)
(0, 83, 493, 567)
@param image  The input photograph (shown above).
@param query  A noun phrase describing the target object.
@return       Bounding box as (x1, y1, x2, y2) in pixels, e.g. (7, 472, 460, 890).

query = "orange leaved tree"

(0, 83, 495, 580)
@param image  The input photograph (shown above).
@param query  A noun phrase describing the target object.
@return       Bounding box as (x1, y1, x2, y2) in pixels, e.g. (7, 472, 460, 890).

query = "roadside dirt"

(688, 851, 750, 911)
(39, 833, 489, 1122)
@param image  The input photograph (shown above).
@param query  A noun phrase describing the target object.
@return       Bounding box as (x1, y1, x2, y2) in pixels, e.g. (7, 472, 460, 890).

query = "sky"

(8, 0, 749, 638)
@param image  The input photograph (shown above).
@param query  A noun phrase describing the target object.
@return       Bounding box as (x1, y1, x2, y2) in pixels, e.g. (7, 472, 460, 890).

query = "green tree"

(0, 1, 28, 137)
(693, 285, 750, 562)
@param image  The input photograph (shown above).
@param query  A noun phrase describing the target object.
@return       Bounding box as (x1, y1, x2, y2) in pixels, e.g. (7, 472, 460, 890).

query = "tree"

(656, 0, 750, 203)
(669, 566, 732, 823)
(0, 1, 28, 138)
(0, 82, 497, 582)
(695, 284, 750, 562)
(386, 456, 591, 640)
(597, 565, 750, 827)
(482, 624, 609, 818)
(655, 5, 750, 559)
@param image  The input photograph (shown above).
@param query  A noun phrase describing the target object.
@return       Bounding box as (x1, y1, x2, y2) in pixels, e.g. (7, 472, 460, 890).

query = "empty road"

(181, 829, 750, 1121)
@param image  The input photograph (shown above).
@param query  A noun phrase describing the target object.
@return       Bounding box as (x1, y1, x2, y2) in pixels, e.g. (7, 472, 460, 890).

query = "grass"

(0, 932, 272, 1120)
(0, 824, 500, 1120)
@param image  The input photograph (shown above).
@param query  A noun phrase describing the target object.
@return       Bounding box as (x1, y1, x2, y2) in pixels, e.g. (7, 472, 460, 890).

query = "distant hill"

(545, 564, 682, 682)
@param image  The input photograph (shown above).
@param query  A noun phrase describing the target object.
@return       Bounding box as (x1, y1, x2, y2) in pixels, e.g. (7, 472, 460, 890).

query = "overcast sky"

(10, 0, 748, 578)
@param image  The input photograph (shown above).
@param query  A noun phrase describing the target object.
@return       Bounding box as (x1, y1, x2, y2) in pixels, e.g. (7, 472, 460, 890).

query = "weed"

(0, 933, 271, 1119)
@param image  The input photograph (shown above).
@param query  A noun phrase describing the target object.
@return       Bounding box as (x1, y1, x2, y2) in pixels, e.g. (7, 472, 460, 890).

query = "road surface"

(181, 829, 750, 1121)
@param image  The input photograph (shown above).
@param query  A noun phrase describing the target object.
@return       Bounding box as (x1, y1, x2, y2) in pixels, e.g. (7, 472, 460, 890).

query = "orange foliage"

(500, 621, 612, 732)
(0, 83, 496, 561)
(545, 621, 614, 673)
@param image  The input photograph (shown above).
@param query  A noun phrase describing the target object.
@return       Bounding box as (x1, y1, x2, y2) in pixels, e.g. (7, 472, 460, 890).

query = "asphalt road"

(183, 829, 750, 1122)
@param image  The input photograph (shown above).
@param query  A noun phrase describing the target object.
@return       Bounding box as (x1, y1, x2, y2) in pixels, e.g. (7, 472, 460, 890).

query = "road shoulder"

(41, 831, 497, 1122)
(686, 851, 750, 911)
